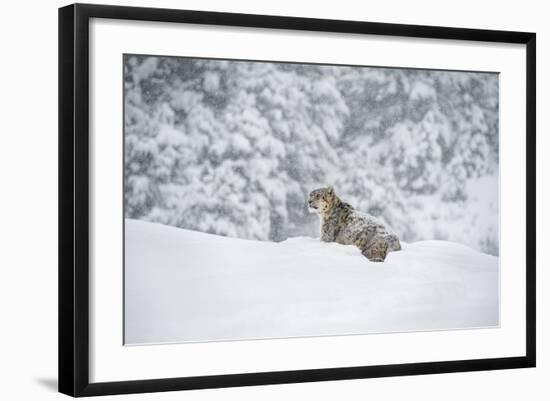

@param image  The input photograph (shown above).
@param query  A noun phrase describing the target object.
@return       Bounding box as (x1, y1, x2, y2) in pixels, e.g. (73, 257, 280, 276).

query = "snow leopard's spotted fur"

(308, 187, 401, 262)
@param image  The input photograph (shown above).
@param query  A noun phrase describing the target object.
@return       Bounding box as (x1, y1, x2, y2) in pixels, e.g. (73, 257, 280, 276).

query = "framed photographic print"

(58, 3, 536, 397)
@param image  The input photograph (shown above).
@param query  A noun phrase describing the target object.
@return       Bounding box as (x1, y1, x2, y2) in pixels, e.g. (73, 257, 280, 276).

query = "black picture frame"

(59, 3, 536, 397)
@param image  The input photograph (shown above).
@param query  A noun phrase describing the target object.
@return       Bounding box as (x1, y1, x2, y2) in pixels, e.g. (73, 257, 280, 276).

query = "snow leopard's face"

(308, 187, 336, 214)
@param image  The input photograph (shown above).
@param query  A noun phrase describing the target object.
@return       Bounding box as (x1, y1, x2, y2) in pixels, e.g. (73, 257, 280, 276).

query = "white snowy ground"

(124, 219, 499, 345)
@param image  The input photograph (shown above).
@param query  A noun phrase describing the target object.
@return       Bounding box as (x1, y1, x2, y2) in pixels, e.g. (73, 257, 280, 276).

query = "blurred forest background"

(124, 55, 499, 255)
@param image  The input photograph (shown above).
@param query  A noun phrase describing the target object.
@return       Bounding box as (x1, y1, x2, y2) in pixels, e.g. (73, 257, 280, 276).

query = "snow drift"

(124, 219, 499, 345)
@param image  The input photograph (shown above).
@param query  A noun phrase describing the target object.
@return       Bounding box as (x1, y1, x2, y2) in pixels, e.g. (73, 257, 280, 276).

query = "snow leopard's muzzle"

(308, 198, 319, 213)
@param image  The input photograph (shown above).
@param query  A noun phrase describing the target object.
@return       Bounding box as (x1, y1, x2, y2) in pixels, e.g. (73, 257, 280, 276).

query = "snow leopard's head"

(308, 186, 336, 215)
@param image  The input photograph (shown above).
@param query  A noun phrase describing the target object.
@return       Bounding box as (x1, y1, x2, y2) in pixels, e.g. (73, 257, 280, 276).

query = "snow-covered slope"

(124, 219, 499, 345)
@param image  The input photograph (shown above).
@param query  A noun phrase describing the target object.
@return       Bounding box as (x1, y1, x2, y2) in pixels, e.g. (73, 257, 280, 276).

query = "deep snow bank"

(124, 219, 499, 345)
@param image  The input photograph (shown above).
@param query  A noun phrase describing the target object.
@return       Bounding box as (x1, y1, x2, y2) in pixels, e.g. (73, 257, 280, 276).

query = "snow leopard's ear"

(327, 186, 334, 195)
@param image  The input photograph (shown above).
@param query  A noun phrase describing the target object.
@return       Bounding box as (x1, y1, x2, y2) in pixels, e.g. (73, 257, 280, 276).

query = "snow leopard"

(308, 186, 401, 262)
